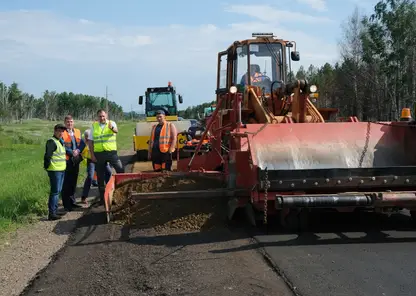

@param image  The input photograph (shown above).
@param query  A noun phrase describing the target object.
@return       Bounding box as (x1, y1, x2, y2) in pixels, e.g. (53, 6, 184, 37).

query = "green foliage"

(178, 101, 216, 119)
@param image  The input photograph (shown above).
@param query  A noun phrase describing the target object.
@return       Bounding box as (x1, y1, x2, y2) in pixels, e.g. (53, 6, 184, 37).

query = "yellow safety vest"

(47, 137, 66, 171)
(81, 145, 91, 160)
(92, 121, 117, 152)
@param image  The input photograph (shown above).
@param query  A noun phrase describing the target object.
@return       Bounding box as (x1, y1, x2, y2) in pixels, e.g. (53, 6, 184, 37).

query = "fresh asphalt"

(236, 211, 416, 296)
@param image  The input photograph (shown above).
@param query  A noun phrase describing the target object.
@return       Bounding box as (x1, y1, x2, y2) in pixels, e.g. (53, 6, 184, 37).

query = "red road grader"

(105, 33, 416, 230)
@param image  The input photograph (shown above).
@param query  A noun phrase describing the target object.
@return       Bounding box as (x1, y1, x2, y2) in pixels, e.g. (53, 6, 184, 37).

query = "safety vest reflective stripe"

(150, 122, 171, 153)
(47, 138, 66, 171)
(92, 121, 117, 152)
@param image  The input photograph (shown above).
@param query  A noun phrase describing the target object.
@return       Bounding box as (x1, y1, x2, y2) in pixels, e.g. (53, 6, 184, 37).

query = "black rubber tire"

(136, 150, 148, 162)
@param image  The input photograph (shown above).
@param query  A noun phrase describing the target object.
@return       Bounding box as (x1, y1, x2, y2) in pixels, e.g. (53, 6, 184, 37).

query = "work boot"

(57, 209, 68, 216)
(81, 196, 89, 206)
(48, 214, 62, 221)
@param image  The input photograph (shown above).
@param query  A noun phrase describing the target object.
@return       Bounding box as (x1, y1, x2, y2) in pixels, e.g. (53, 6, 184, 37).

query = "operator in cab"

(240, 64, 270, 86)
(148, 110, 177, 172)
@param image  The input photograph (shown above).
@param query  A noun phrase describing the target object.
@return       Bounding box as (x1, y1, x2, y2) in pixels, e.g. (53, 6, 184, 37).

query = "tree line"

(0, 82, 124, 123)
(178, 101, 216, 119)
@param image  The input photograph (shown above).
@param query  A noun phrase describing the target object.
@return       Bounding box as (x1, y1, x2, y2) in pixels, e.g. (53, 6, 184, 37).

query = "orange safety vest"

(150, 122, 172, 153)
(62, 128, 81, 160)
(251, 72, 263, 83)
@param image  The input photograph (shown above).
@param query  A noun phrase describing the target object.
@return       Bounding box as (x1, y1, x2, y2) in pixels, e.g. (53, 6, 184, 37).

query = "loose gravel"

(111, 174, 228, 232)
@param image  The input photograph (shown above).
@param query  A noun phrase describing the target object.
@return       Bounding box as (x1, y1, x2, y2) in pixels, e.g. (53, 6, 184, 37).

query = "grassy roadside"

(0, 119, 136, 236)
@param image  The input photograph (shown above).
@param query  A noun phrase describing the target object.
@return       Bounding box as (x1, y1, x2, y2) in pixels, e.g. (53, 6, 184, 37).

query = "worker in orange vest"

(240, 64, 270, 86)
(61, 114, 85, 211)
(148, 110, 177, 171)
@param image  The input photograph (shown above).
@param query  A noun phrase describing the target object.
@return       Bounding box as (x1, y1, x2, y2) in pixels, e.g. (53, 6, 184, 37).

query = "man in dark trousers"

(61, 115, 85, 211)
(89, 109, 124, 203)
(44, 124, 67, 220)
(148, 110, 177, 171)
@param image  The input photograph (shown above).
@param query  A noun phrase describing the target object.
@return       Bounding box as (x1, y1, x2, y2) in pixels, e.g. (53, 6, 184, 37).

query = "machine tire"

(284, 210, 300, 232)
(298, 209, 310, 232)
(410, 210, 416, 226)
(136, 150, 148, 162)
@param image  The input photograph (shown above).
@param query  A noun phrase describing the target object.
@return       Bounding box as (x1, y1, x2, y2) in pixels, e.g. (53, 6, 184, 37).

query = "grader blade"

(247, 122, 416, 171)
(243, 121, 416, 214)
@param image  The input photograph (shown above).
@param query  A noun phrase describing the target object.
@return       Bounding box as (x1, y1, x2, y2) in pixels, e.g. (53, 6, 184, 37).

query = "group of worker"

(44, 109, 177, 220)
(43, 109, 124, 220)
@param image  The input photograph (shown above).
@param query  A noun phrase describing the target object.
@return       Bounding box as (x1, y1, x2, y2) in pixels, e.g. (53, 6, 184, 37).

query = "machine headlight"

(229, 86, 237, 94)
(309, 85, 317, 93)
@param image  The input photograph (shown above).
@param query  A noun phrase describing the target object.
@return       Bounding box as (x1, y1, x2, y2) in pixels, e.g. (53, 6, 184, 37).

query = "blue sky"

(0, 0, 378, 113)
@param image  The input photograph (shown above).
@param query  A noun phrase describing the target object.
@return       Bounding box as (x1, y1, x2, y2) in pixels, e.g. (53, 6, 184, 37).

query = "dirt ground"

(19, 157, 295, 296)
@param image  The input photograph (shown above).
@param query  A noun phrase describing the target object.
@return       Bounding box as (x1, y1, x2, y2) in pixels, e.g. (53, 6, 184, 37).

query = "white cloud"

(0, 7, 341, 107)
(0, 8, 337, 66)
(296, 0, 327, 12)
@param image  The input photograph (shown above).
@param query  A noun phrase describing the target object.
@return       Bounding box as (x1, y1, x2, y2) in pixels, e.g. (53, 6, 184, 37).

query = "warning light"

(400, 108, 411, 121)
(168, 81, 172, 87)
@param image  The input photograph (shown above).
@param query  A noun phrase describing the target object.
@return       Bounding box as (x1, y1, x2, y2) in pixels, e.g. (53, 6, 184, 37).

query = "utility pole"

(105, 86, 109, 114)
(105, 86, 112, 119)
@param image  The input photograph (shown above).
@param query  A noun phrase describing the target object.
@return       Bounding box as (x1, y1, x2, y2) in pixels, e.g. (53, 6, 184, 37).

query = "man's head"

(97, 109, 107, 123)
(64, 115, 74, 129)
(250, 64, 261, 74)
(155, 110, 166, 124)
(54, 123, 66, 138)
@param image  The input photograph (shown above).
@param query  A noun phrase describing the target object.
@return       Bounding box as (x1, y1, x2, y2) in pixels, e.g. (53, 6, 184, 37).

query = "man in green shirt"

(43, 123, 67, 220)
(88, 109, 124, 203)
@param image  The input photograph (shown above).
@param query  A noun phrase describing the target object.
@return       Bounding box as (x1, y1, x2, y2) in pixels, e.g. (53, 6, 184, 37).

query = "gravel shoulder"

(0, 197, 89, 296)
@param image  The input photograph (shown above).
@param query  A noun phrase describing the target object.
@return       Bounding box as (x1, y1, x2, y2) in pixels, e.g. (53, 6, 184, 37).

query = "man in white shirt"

(88, 109, 124, 203)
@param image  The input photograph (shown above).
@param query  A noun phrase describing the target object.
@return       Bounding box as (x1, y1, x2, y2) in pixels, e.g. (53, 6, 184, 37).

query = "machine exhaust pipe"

(275, 194, 372, 209)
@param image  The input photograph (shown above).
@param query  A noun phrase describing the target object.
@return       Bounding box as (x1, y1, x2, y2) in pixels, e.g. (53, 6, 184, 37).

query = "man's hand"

(91, 154, 97, 163)
(169, 147, 176, 153)
(108, 121, 118, 133)
(73, 149, 79, 157)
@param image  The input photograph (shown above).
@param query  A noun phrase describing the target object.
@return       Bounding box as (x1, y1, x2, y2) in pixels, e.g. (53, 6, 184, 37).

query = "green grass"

(0, 119, 136, 236)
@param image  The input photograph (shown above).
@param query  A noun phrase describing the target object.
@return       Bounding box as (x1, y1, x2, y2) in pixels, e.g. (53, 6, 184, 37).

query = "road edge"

(18, 150, 136, 296)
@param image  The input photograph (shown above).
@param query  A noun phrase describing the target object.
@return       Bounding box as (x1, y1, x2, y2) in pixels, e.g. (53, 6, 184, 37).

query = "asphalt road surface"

(215, 210, 416, 296)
